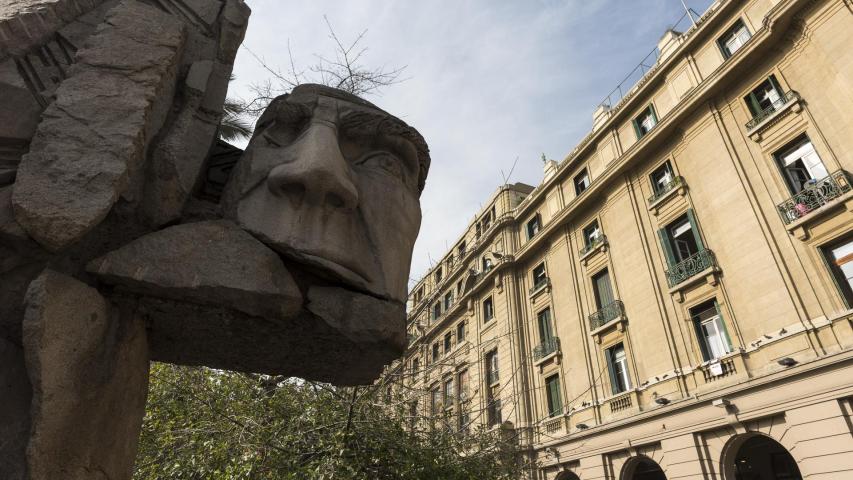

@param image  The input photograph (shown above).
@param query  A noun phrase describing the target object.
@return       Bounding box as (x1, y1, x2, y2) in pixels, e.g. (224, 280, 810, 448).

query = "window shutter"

(605, 349, 619, 395)
(693, 318, 711, 361)
(686, 209, 705, 251)
(553, 380, 562, 415)
(714, 301, 734, 352)
(768, 75, 783, 96)
(649, 104, 658, 123)
(746, 92, 762, 117)
(658, 228, 676, 267)
(632, 118, 642, 140)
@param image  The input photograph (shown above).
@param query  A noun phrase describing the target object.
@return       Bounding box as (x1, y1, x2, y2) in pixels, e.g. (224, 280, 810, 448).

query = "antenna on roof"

(500, 156, 519, 185)
(680, 0, 697, 27)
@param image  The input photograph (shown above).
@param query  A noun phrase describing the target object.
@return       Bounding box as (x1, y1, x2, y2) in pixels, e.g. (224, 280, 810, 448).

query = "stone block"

(0, 338, 30, 480)
(22, 269, 149, 480)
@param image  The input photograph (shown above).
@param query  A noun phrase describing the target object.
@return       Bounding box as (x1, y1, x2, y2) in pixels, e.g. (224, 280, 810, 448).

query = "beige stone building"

(386, 0, 853, 478)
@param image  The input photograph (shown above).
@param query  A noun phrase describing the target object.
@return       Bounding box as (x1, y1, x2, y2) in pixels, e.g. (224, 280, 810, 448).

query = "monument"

(0, 1, 430, 478)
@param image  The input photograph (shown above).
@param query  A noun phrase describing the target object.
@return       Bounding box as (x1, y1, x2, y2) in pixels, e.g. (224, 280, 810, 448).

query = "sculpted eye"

(357, 152, 405, 180)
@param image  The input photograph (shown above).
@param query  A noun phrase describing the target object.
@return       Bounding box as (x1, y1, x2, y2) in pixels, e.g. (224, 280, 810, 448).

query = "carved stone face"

(224, 85, 430, 303)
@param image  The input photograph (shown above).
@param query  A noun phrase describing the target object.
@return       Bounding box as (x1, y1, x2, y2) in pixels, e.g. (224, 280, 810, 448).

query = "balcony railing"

(745, 90, 798, 130)
(588, 300, 625, 331)
(609, 392, 633, 413)
(648, 176, 685, 204)
(487, 370, 500, 385)
(702, 357, 737, 383)
(543, 417, 562, 434)
(665, 249, 716, 287)
(777, 170, 852, 225)
(533, 336, 560, 361)
(579, 235, 607, 257)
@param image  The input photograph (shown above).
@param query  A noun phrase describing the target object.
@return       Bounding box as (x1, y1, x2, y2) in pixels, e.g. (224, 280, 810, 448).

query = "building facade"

(387, 0, 853, 478)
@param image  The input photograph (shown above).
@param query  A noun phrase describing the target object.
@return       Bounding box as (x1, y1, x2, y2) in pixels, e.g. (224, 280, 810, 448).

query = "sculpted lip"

(278, 246, 373, 291)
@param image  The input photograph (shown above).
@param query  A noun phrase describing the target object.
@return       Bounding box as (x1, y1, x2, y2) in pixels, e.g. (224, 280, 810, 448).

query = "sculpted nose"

(266, 122, 358, 210)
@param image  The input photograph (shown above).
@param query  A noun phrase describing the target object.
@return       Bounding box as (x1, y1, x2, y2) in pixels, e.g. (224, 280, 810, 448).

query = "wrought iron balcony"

(487, 370, 500, 385)
(665, 249, 717, 287)
(777, 170, 852, 225)
(579, 235, 607, 257)
(647, 176, 686, 204)
(533, 336, 560, 361)
(529, 277, 551, 295)
(588, 300, 625, 331)
(745, 90, 798, 130)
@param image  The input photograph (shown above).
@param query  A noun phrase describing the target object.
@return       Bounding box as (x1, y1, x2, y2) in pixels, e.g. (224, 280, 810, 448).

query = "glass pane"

(538, 309, 553, 340)
(593, 270, 614, 308)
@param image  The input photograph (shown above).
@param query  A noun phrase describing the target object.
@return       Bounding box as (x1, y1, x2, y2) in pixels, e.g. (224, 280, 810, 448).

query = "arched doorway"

(555, 471, 581, 480)
(726, 434, 802, 480)
(621, 456, 667, 480)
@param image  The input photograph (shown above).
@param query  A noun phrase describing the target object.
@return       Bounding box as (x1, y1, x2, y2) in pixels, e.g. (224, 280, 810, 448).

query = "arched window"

(723, 434, 802, 480)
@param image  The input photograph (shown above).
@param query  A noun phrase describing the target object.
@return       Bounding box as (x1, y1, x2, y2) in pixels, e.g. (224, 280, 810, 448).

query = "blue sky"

(229, 0, 714, 286)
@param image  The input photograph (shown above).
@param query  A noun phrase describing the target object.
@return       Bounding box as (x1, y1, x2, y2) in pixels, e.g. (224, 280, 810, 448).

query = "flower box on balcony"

(776, 170, 853, 240)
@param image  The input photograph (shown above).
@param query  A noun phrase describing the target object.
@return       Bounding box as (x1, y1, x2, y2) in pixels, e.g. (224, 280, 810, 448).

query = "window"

(444, 332, 453, 354)
(444, 291, 453, 310)
(659, 211, 704, 265)
(432, 343, 440, 362)
(456, 321, 466, 343)
(574, 168, 590, 195)
(650, 161, 675, 197)
(592, 269, 614, 310)
(456, 280, 463, 296)
(457, 241, 467, 259)
(431, 387, 441, 415)
(606, 343, 631, 394)
(633, 104, 658, 139)
(745, 75, 784, 119)
(443, 377, 455, 406)
(432, 301, 442, 321)
(690, 299, 732, 361)
(532, 262, 548, 290)
(774, 135, 828, 195)
(458, 369, 469, 400)
(718, 19, 751, 58)
(487, 388, 502, 427)
(412, 357, 420, 376)
(822, 234, 853, 308)
(537, 308, 554, 343)
(526, 214, 542, 240)
(482, 256, 493, 272)
(483, 297, 495, 322)
(458, 409, 470, 434)
(414, 286, 424, 304)
(486, 349, 499, 384)
(583, 220, 602, 250)
(545, 374, 563, 418)
(435, 266, 443, 283)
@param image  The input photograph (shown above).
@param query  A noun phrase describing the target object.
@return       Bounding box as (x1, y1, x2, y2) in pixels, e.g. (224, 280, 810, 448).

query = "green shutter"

(605, 349, 619, 395)
(632, 118, 642, 140)
(686, 209, 705, 251)
(715, 301, 734, 352)
(693, 317, 711, 361)
(746, 92, 762, 117)
(658, 228, 676, 267)
(768, 75, 783, 96)
(553, 379, 562, 415)
(649, 104, 658, 123)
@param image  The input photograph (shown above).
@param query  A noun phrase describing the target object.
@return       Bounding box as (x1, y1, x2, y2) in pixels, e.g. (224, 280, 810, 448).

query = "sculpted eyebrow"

(339, 111, 420, 142)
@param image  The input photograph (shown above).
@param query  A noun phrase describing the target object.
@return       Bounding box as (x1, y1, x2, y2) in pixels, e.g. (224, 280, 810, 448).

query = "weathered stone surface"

(0, 0, 107, 60)
(306, 286, 406, 351)
(0, 339, 30, 480)
(11, 0, 185, 251)
(87, 220, 303, 319)
(22, 270, 149, 480)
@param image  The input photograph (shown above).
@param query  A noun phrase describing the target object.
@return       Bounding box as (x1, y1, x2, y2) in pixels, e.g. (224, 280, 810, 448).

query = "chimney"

(542, 155, 558, 182)
(657, 29, 683, 63)
(592, 103, 612, 132)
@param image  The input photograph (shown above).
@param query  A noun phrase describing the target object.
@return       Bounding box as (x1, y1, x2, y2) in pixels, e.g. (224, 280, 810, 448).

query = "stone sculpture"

(0, 1, 430, 478)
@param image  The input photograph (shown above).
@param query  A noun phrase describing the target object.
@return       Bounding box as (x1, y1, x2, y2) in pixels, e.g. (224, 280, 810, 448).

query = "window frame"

(532, 262, 548, 290)
(591, 268, 615, 310)
(605, 343, 632, 395)
(772, 134, 829, 196)
(744, 75, 784, 118)
(526, 213, 542, 240)
(689, 299, 733, 361)
(583, 220, 602, 249)
(545, 374, 563, 418)
(456, 321, 466, 343)
(483, 296, 495, 322)
(650, 160, 675, 196)
(632, 104, 658, 139)
(821, 234, 853, 308)
(717, 19, 751, 59)
(658, 210, 704, 266)
(574, 168, 590, 196)
(536, 307, 554, 343)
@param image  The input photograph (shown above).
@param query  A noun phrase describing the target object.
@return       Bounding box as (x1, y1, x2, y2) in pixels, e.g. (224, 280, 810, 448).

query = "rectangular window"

(456, 321, 466, 343)
(486, 349, 499, 384)
(482, 256, 493, 272)
(487, 387, 502, 427)
(659, 211, 704, 265)
(457, 241, 466, 259)
(537, 308, 554, 343)
(718, 19, 751, 58)
(745, 75, 785, 119)
(443, 377, 455, 406)
(431, 387, 441, 415)
(527, 214, 542, 240)
(432, 343, 440, 362)
(650, 161, 675, 196)
(606, 343, 631, 394)
(774, 135, 829, 195)
(532, 262, 548, 290)
(690, 299, 732, 361)
(633, 104, 658, 139)
(545, 374, 563, 418)
(432, 302, 442, 321)
(444, 291, 453, 310)
(456, 280, 463, 296)
(574, 168, 590, 195)
(458, 409, 470, 434)
(412, 357, 420, 376)
(483, 296, 495, 322)
(444, 332, 452, 354)
(822, 234, 853, 308)
(458, 369, 469, 400)
(583, 220, 602, 249)
(592, 268, 614, 310)
(435, 266, 443, 283)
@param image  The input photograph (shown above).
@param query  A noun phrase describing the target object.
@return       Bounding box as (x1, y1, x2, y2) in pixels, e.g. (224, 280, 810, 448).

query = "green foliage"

(136, 364, 525, 480)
